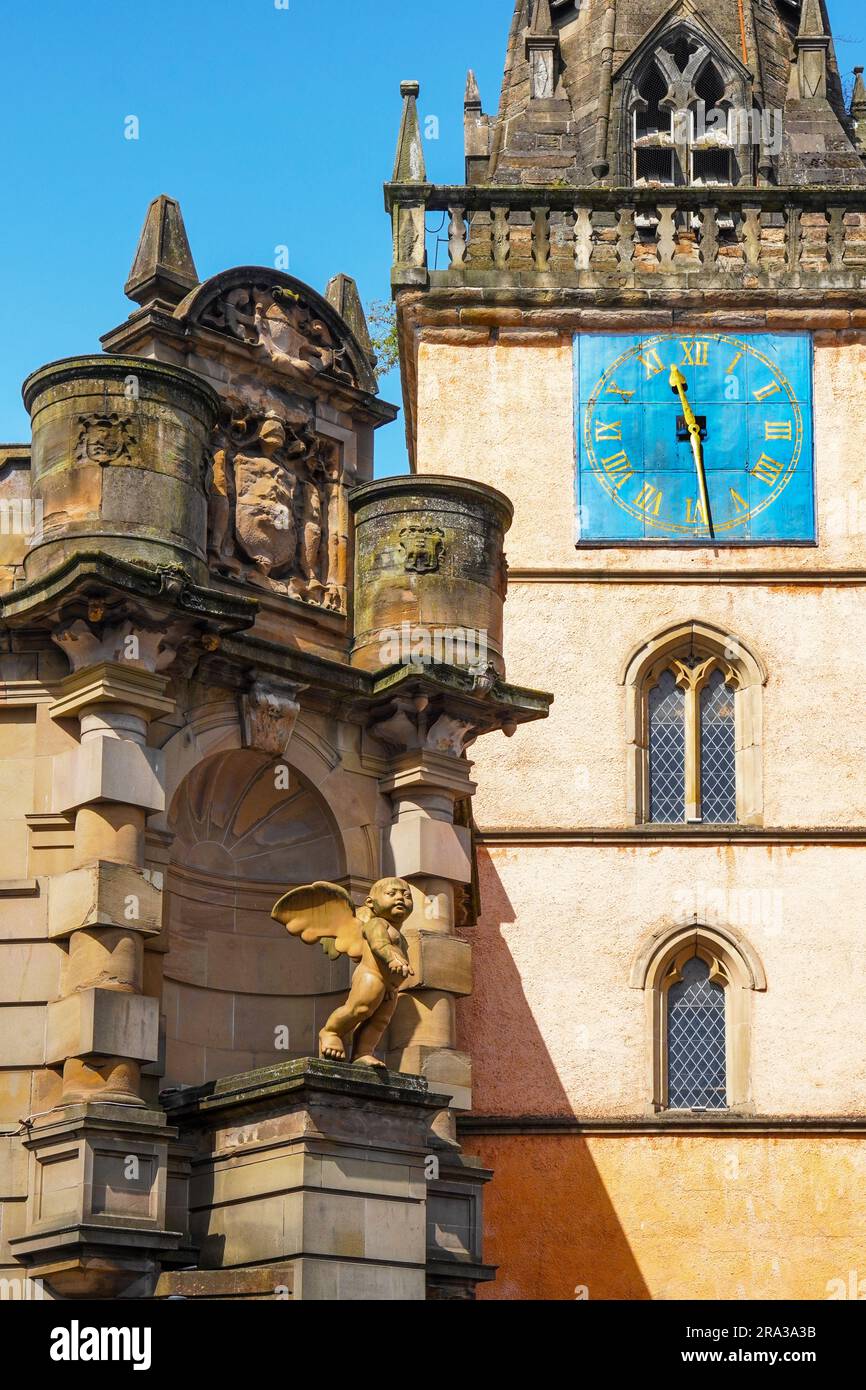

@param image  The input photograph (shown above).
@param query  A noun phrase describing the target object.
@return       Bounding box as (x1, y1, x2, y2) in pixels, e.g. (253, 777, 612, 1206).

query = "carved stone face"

(76, 414, 134, 465)
(259, 419, 287, 453)
(399, 524, 445, 574)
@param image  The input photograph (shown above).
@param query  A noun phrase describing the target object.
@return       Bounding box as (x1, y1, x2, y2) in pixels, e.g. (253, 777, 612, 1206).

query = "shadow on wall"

(458, 848, 651, 1300)
(160, 750, 350, 1089)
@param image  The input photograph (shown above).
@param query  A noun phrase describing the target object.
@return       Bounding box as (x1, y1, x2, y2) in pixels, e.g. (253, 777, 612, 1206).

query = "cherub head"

(366, 877, 413, 925)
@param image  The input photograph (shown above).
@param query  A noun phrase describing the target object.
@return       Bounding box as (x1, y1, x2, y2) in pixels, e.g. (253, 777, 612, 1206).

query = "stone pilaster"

(46, 636, 174, 1106)
(371, 701, 477, 1139)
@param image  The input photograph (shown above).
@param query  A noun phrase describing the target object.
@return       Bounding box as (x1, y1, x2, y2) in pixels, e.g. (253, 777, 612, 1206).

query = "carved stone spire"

(791, 0, 831, 100)
(851, 67, 866, 157)
(392, 80, 427, 184)
(529, 0, 554, 34)
(464, 69, 481, 112)
(124, 194, 199, 309)
(325, 273, 376, 367)
(464, 70, 491, 183)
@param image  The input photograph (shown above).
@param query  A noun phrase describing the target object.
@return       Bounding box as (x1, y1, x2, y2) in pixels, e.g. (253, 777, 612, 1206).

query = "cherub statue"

(271, 878, 415, 1067)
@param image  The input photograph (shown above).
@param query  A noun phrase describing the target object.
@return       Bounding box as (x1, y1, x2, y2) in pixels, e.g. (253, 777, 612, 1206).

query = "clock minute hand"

(669, 364, 715, 540)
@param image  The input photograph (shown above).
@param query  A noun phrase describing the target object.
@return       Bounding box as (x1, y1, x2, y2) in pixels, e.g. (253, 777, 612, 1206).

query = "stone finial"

(464, 69, 491, 180)
(791, 0, 830, 100)
(529, 0, 554, 35)
(392, 80, 427, 184)
(526, 0, 559, 101)
(852, 67, 866, 155)
(124, 194, 199, 309)
(464, 69, 482, 112)
(799, 0, 828, 39)
(325, 273, 375, 364)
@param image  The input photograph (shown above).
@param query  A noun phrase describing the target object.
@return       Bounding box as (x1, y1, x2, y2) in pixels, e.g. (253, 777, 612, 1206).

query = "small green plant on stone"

(366, 299, 399, 378)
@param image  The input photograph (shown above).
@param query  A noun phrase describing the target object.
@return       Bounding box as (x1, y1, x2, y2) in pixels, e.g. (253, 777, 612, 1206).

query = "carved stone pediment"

(206, 403, 347, 613)
(177, 269, 377, 396)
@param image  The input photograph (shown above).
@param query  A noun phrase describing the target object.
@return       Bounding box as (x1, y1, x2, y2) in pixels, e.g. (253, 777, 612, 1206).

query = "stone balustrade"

(386, 184, 866, 293)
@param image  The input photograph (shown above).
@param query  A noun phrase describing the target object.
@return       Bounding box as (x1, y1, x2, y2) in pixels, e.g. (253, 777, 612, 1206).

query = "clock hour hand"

(669, 365, 715, 540)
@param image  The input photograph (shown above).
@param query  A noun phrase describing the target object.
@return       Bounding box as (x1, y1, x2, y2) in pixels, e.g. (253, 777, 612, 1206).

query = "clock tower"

(387, 0, 866, 1299)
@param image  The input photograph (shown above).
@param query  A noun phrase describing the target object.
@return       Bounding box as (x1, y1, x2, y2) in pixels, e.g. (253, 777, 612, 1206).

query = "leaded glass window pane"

(649, 669, 685, 823)
(700, 668, 736, 824)
(667, 956, 727, 1109)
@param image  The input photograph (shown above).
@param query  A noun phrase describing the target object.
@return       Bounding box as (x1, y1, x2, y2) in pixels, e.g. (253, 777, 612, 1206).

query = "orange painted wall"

(463, 1133, 866, 1301)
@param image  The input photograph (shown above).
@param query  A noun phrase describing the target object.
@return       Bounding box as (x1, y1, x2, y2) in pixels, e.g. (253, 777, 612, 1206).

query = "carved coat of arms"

(400, 524, 446, 574)
(75, 414, 137, 466)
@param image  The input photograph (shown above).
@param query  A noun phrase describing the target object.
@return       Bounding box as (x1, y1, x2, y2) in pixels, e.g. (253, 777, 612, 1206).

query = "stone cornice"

(459, 1114, 866, 1136)
(477, 827, 866, 846)
(507, 568, 866, 583)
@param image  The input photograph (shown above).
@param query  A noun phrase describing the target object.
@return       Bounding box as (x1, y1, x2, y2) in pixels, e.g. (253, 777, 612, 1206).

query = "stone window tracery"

(622, 621, 766, 827)
(622, 21, 753, 187)
(631, 924, 767, 1113)
(647, 656, 738, 825)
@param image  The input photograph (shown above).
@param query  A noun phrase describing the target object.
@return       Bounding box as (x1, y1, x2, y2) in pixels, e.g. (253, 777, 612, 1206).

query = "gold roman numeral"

(730, 488, 749, 513)
(595, 420, 623, 442)
(751, 453, 785, 486)
(685, 498, 708, 526)
(726, 351, 744, 374)
(753, 380, 782, 403)
(637, 348, 666, 379)
(601, 451, 635, 490)
(765, 421, 793, 441)
(680, 340, 710, 367)
(634, 481, 663, 517)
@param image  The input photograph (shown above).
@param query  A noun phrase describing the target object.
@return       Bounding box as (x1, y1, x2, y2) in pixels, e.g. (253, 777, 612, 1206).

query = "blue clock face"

(574, 333, 815, 543)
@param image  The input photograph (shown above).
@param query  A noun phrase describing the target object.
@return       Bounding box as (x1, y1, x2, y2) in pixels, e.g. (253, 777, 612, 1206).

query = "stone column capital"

(49, 661, 175, 724)
(378, 748, 477, 805)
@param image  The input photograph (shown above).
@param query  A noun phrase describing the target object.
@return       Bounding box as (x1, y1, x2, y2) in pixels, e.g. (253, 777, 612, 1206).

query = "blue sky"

(0, 0, 863, 476)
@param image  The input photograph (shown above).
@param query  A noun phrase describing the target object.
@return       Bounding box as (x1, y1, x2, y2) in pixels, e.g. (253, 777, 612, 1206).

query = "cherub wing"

(271, 882, 364, 962)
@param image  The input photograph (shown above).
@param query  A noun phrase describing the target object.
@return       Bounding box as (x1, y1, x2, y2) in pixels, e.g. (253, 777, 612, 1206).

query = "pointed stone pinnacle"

(530, 0, 554, 36)
(325, 274, 374, 362)
(799, 0, 827, 39)
(465, 69, 482, 110)
(124, 195, 199, 309)
(392, 81, 427, 184)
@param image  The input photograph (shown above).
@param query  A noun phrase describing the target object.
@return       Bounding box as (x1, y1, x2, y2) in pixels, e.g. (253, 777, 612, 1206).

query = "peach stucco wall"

(463, 1132, 866, 1301)
(460, 846, 866, 1118)
(417, 329, 866, 1298)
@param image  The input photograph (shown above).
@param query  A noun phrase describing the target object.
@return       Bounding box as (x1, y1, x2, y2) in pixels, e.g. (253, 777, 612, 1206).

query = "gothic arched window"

(646, 658, 737, 824)
(691, 60, 734, 185)
(624, 25, 751, 187)
(699, 668, 737, 824)
(648, 668, 686, 822)
(666, 955, 727, 1109)
(631, 923, 767, 1113)
(634, 62, 676, 185)
(622, 621, 767, 828)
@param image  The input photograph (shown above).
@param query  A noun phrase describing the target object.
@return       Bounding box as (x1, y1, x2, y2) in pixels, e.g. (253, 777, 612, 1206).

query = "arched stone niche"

(161, 748, 350, 1088)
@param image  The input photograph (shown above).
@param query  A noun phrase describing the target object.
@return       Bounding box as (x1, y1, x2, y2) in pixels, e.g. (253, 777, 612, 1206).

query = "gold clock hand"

(670, 365, 715, 540)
